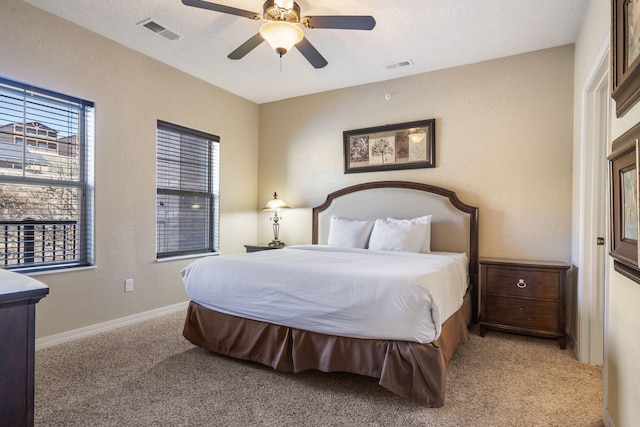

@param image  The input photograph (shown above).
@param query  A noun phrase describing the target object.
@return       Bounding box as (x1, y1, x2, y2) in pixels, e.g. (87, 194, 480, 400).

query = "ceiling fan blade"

(303, 15, 376, 30)
(295, 37, 328, 69)
(228, 33, 265, 60)
(181, 0, 261, 20)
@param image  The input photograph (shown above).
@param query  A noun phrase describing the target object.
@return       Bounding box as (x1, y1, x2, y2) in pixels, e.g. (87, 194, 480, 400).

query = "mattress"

(181, 245, 468, 343)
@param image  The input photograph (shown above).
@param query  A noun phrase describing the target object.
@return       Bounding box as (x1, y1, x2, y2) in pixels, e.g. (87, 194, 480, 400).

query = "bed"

(182, 181, 479, 406)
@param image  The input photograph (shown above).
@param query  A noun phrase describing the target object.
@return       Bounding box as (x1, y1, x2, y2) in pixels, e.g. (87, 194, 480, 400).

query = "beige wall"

(0, 0, 260, 338)
(574, 0, 640, 425)
(607, 38, 640, 427)
(258, 45, 575, 264)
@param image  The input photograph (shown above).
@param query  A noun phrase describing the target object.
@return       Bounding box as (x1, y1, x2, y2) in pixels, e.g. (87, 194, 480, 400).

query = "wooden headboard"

(312, 181, 479, 321)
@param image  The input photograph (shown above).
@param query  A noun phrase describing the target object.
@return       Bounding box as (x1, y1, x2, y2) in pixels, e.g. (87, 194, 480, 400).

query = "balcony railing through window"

(0, 219, 79, 269)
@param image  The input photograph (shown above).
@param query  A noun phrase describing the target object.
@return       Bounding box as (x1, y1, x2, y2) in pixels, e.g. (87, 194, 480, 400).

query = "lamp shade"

(259, 21, 304, 56)
(262, 192, 290, 211)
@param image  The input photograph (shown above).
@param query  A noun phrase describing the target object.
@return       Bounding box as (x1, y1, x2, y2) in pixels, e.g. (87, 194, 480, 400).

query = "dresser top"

(479, 257, 570, 270)
(0, 268, 49, 303)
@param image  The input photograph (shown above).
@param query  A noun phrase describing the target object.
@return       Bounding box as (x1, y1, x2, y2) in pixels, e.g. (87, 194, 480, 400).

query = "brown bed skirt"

(182, 291, 471, 407)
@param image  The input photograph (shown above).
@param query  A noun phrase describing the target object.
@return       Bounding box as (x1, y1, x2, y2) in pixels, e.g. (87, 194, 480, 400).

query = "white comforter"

(181, 245, 468, 343)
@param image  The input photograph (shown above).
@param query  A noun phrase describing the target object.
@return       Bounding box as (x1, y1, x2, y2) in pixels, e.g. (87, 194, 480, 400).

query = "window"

(0, 77, 94, 272)
(156, 120, 219, 258)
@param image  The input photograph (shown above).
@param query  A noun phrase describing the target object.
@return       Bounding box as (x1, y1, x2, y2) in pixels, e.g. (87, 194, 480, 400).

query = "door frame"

(576, 42, 609, 365)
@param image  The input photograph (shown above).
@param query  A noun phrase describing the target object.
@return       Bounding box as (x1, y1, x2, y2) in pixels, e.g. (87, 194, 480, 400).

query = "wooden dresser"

(0, 270, 49, 427)
(479, 258, 570, 349)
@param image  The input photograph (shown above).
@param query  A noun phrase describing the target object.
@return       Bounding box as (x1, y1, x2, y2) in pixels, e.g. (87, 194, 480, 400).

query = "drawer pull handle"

(516, 279, 527, 288)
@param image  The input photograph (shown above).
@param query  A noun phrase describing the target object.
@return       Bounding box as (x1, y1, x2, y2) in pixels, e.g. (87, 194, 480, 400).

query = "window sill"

(155, 252, 219, 263)
(24, 265, 97, 277)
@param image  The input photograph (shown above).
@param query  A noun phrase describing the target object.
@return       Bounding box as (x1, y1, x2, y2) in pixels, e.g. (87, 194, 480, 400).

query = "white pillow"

(327, 215, 374, 249)
(368, 218, 429, 253)
(388, 215, 432, 253)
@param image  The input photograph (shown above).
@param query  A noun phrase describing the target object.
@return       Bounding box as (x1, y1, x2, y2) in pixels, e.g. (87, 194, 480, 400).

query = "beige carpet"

(34, 311, 603, 426)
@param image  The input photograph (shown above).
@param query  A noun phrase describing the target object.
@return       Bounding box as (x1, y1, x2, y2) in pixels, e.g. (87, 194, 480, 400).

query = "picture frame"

(608, 121, 640, 284)
(612, 0, 640, 117)
(343, 119, 435, 173)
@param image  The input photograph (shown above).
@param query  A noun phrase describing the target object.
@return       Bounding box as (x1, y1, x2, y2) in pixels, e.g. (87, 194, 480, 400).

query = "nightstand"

(244, 244, 285, 253)
(479, 257, 570, 349)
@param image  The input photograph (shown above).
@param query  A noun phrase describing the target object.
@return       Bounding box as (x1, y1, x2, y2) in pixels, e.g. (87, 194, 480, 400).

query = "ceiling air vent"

(385, 59, 414, 70)
(138, 18, 180, 41)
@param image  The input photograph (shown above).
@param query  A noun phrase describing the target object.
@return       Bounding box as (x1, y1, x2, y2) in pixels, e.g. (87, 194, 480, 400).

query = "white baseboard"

(35, 301, 189, 351)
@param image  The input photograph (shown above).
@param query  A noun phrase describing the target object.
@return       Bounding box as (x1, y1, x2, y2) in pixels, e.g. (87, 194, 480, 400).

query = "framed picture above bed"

(608, 121, 640, 284)
(612, 0, 640, 117)
(343, 119, 435, 173)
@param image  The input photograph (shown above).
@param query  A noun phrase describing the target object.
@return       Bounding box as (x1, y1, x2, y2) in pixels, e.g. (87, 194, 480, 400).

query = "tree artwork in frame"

(612, 0, 640, 117)
(608, 121, 640, 284)
(343, 119, 435, 173)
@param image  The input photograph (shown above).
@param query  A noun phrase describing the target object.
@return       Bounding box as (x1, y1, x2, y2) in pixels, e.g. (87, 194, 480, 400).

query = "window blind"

(156, 120, 220, 258)
(0, 77, 94, 272)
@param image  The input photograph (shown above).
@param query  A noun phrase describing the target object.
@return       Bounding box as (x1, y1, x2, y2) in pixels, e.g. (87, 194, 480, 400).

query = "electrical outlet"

(124, 278, 134, 292)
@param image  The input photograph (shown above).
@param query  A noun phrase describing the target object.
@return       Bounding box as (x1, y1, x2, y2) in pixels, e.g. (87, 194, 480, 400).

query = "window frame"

(0, 76, 94, 273)
(155, 120, 220, 259)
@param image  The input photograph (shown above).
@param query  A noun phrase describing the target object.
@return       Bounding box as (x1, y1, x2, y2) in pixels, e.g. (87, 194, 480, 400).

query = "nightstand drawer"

(485, 267, 559, 300)
(485, 295, 558, 331)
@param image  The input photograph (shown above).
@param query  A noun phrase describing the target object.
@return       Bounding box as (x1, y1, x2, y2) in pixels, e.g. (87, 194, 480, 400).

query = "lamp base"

(268, 240, 285, 247)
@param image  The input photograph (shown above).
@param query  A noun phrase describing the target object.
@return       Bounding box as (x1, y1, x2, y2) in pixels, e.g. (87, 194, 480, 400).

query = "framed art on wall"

(608, 121, 640, 284)
(343, 119, 435, 173)
(612, 0, 640, 117)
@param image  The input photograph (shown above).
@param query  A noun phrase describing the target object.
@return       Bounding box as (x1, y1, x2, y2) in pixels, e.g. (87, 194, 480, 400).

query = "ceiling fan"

(182, 0, 376, 68)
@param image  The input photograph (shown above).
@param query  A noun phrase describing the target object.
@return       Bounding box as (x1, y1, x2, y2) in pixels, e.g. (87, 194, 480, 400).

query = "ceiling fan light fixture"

(259, 21, 304, 56)
(183, 0, 374, 68)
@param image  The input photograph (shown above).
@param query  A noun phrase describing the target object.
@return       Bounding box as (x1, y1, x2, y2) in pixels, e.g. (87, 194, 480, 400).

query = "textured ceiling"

(22, 0, 589, 104)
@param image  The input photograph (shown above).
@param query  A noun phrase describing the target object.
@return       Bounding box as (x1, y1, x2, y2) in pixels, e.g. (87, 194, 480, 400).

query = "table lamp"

(262, 192, 290, 246)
